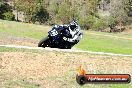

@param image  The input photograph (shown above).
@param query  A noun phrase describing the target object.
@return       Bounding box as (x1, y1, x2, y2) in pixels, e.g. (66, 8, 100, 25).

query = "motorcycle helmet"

(69, 21, 77, 31)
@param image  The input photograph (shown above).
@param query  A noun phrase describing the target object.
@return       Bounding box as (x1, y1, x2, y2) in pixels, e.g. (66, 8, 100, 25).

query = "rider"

(63, 20, 83, 44)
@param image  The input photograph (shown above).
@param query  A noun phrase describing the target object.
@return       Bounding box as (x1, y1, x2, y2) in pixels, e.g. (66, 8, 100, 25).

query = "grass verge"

(0, 20, 132, 54)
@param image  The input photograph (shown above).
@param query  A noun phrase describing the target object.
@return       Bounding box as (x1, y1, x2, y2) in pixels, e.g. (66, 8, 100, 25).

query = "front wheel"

(38, 36, 50, 47)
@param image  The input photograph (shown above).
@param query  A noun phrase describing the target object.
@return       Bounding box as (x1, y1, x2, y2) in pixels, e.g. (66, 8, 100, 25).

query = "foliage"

(13, 0, 38, 22)
(3, 11, 15, 21)
(126, 17, 132, 25)
(79, 15, 96, 30)
(13, 0, 49, 23)
(123, 0, 132, 17)
(1, 0, 132, 31)
(14, 0, 36, 14)
(56, 0, 73, 24)
(107, 16, 116, 26)
(123, 0, 132, 25)
(46, 0, 60, 24)
(0, 0, 4, 5)
(0, 3, 13, 19)
(110, 2, 125, 21)
(92, 18, 106, 31)
(31, 6, 49, 24)
(0, 2, 15, 21)
(109, 0, 131, 24)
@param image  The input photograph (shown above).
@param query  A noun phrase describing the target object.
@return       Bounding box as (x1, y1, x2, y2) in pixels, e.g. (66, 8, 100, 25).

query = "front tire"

(38, 36, 50, 47)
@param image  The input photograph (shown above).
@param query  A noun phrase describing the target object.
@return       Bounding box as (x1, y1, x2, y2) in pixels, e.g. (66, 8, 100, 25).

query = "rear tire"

(38, 36, 49, 47)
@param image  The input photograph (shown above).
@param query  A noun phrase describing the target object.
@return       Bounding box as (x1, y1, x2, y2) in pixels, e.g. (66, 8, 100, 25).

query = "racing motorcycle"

(38, 23, 82, 49)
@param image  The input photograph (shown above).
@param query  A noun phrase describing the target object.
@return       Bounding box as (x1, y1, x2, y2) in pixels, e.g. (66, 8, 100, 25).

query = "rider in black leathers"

(54, 20, 83, 45)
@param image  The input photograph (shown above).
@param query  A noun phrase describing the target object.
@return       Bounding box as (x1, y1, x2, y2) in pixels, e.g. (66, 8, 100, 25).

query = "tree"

(78, 0, 99, 30)
(0, 2, 14, 20)
(3, 11, 15, 21)
(13, 0, 49, 23)
(109, 0, 129, 24)
(13, 0, 37, 22)
(57, 0, 73, 24)
(46, 0, 59, 24)
(0, 0, 4, 5)
(31, 6, 49, 24)
(123, 0, 132, 25)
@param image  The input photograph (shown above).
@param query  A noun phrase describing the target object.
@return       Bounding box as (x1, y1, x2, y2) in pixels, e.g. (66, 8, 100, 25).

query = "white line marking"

(0, 45, 132, 57)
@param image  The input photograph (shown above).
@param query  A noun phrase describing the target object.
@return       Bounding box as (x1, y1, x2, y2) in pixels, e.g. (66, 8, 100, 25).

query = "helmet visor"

(70, 25, 76, 30)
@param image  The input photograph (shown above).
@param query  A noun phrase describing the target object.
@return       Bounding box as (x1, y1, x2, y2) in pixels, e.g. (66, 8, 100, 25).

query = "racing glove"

(63, 37, 68, 41)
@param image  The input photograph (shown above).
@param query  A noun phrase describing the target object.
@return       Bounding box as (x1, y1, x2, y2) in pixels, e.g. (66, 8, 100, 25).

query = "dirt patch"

(0, 51, 132, 87)
(0, 36, 39, 47)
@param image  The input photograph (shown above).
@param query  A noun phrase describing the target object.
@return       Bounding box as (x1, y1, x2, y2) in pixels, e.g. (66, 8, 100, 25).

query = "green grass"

(0, 46, 20, 52)
(0, 72, 39, 88)
(0, 19, 132, 54)
(0, 19, 49, 39)
(75, 31, 132, 54)
(4, 79, 39, 88)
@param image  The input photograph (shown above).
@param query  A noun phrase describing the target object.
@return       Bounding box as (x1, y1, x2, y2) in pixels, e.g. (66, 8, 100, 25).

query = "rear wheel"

(38, 36, 50, 47)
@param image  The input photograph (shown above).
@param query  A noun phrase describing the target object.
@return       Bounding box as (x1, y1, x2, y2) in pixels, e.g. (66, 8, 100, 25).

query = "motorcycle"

(38, 24, 82, 49)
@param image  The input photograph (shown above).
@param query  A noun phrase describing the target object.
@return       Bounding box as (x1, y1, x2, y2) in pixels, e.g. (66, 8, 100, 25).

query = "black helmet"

(69, 21, 77, 31)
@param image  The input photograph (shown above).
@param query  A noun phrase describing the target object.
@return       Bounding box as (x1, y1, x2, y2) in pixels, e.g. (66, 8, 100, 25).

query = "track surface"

(0, 45, 132, 57)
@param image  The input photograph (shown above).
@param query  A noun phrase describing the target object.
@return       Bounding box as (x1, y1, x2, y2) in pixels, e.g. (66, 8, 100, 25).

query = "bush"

(79, 14, 107, 31)
(107, 16, 116, 26)
(79, 15, 96, 30)
(126, 17, 132, 25)
(31, 7, 49, 24)
(3, 11, 15, 21)
(92, 19, 106, 31)
(0, 3, 12, 19)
